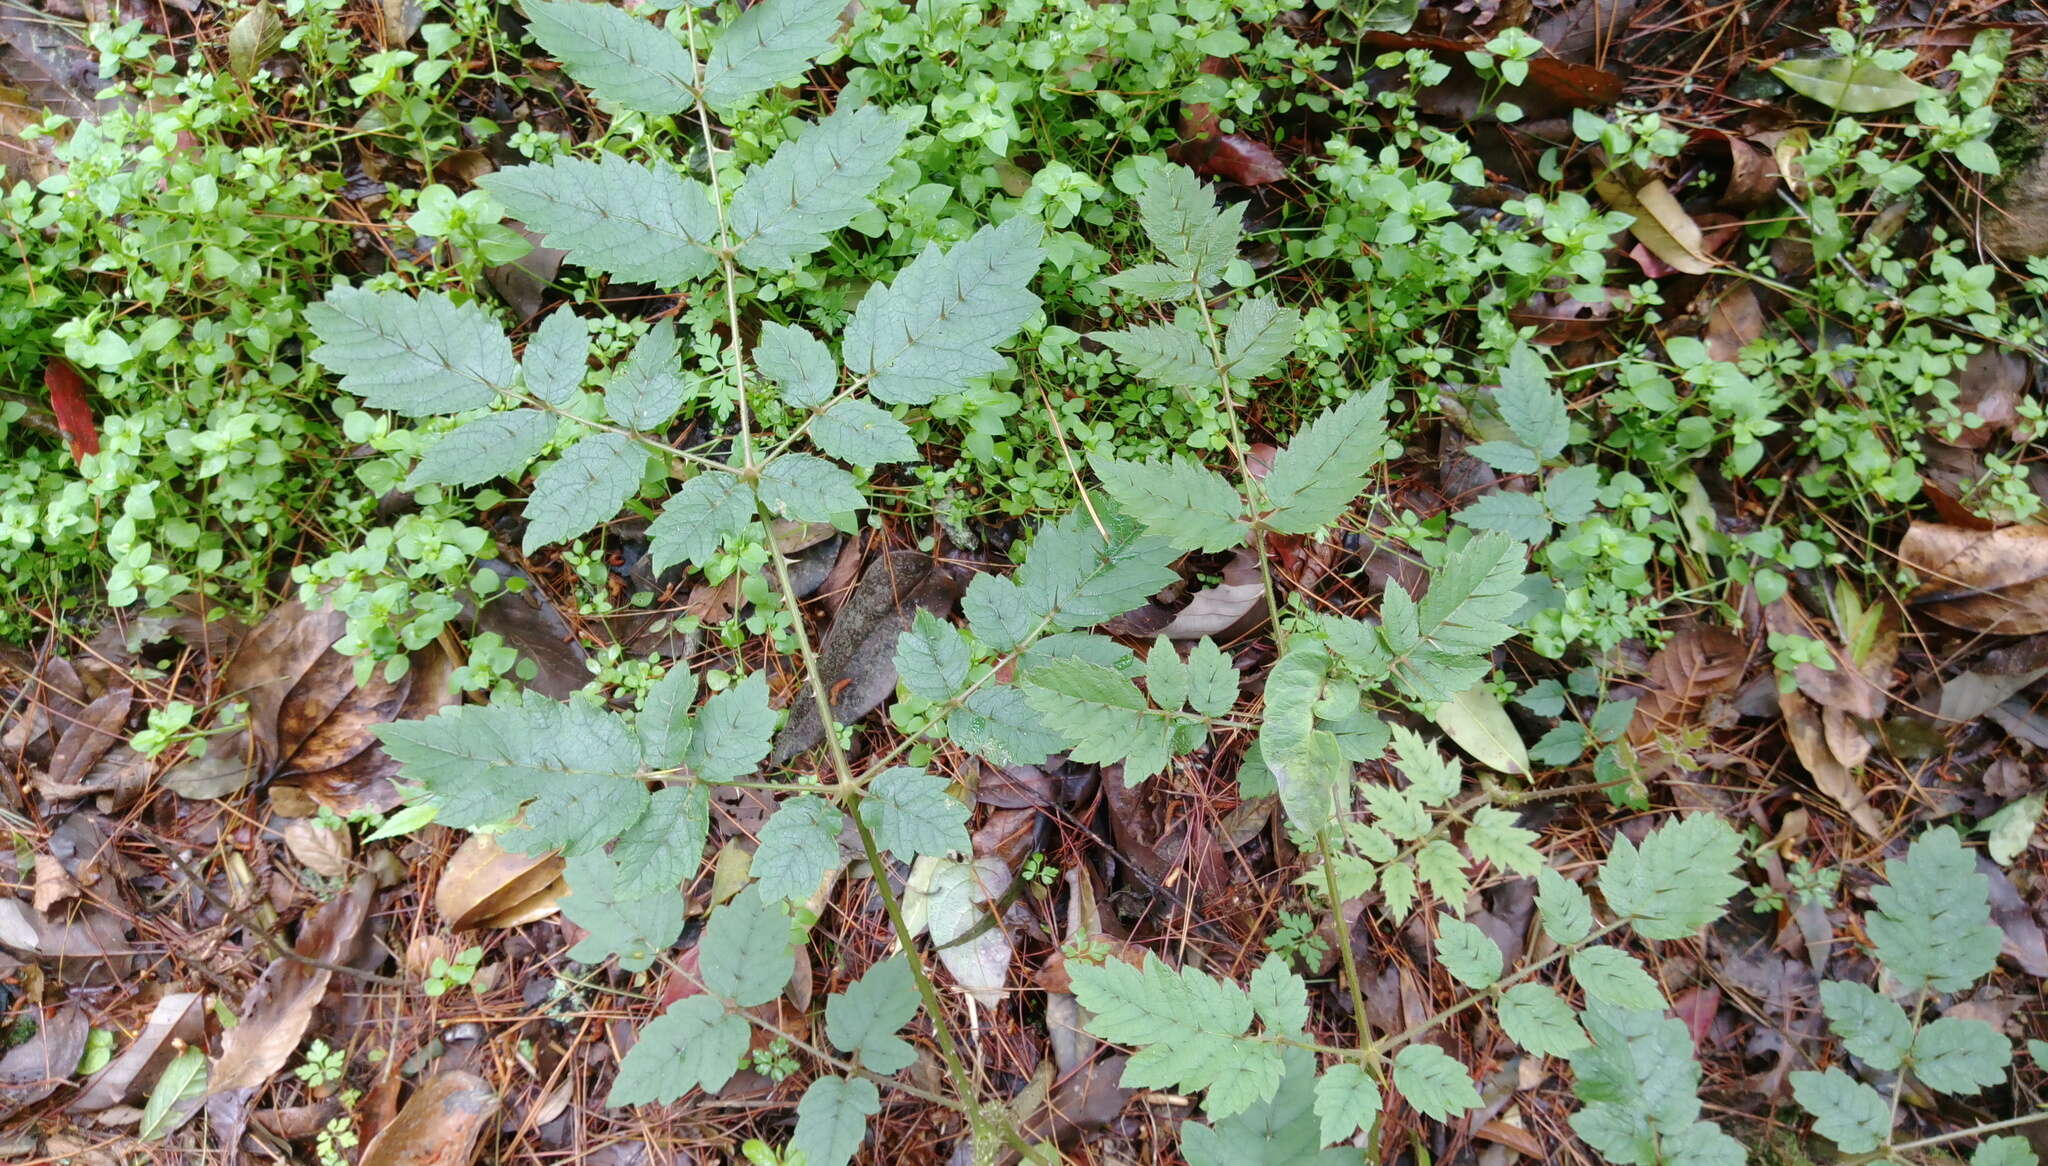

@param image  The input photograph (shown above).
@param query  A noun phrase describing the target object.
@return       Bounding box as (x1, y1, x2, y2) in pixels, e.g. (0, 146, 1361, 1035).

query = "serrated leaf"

(1910, 1017, 2010, 1095)
(1791, 1067, 1889, 1152)
(607, 995, 749, 1106)
(959, 507, 1180, 650)
(754, 321, 837, 408)
(1866, 825, 2001, 994)
(1182, 1046, 1357, 1166)
(946, 686, 1065, 767)
(1430, 684, 1529, 775)
(1545, 463, 1603, 525)
(1382, 533, 1530, 703)
(521, 307, 590, 405)
(647, 471, 756, 573)
(603, 320, 689, 430)
(1089, 452, 1245, 552)
(1185, 637, 1239, 717)
(1457, 491, 1551, 542)
(610, 784, 711, 900)
(895, 610, 969, 701)
(700, 0, 841, 112)
(308, 286, 517, 416)
(637, 664, 699, 769)
(1434, 914, 1503, 988)
(1223, 297, 1298, 381)
(1494, 343, 1566, 458)
(1091, 321, 1215, 389)
(1537, 868, 1595, 945)
(1771, 56, 1935, 113)
(1570, 947, 1664, 1010)
(824, 956, 920, 1073)
(1414, 838, 1472, 907)
(1103, 261, 1196, 301)
(1599, 814, 1745, 940)
(1818, 980, 1910, 1071)
(1973, 1137, 2040, 1166)
(1249, 956, 1309, 1038)
(1146, 637, 1190, 713)
(1069, 956, 1279, 1119)
(1260, 386, 1390, 534)
(521, 432, 648, 553)
(480, 155, 719, 286)
(1391, 1044, 1479, 1122)
(406, 409, 556, 489)
(1466, 440, 1543, 474)
(1314, 1063, 1382, 1147)
(1135, 164, 1243, 286)
(1464, 807, 1542, 876)
(699, 888, 795, 1007)
(757, 453, 863, 521)
(521, 0, 696, 115)
(859, 767, 969, 860)
(1570, 1003, 1725, 1163)
(843, 217, 1044, 405)
(790, 1075, 881, 1166)
(813, 398, 917, 466)
(731, 104, 907, 271)
(561, 849, 682, 972)
(684, 670, 775, 781)
(1019, 655, 1161, 770)
(378, 695, 644, 855)
(753, 794, 843, 903)
(1498, 983, 1589, 1057)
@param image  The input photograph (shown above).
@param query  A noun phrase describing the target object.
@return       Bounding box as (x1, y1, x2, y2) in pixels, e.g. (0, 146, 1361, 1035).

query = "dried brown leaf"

(1778, 688, 1885, 839)
(0, 1004, 88, 1116)
(70, 992, 205, 1112)
(1593, 176, 1717, 274)
(1626, 626, 1749, 777)
(1162, 547, 1264, 640)
(44, 685, 131, 789)
(435, 833, 565, 931)
(357, 1070, 497, 1166)
(1899, 522, 2048, 634)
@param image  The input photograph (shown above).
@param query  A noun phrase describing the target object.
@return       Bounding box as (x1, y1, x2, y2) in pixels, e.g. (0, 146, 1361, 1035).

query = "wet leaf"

(71, 992, 205, 1113)
(43, 358, 98, 462)
(358, 1070, 497, 1166)
(138, 1045, 209, 1140)
(1771, 57, 1933, 113)
(44, 685, 131, 790)
(1899, 523, 2048, 635)
(0, 1004, 87, 1115)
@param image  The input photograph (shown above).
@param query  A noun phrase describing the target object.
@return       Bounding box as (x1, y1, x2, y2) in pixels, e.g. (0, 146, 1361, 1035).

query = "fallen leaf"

(1778, 688, 1885, 839)
(226, 1, 283, 81)
(1176, 133, 1287, 186)
(70, 992, 206, 1112)
(43, 359, 98, 462)
(1702, 284, 1763, 363)
(919, 856, 1013, 1012)
(1945, 347, 2028, 450)
(1593, 176, 1717, 275)
(357, 1070, 497, 1166)
(1433, 684, 1530, 775)
(284, 668, 410, 774)
(1763, 598, 1896, 720)
(138, 1045, 208, 1140)
(43, 685, 132, 790)
(1899, 523, 2048, 634)
(470, 561, 590, 699)
(435, 833, 566, 930)
(1162, 547, 1265, 640)
(282, 819, 354, 880)
(0, 1004, 88, 1116)
(1770, 56, 1933, 113)
(1626, 626, 1749, 779)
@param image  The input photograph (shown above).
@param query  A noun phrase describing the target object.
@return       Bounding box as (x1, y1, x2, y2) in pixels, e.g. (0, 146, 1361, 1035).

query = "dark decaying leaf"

(1625, 626, 1748, 778)
(1943, 347, 2028, 451)
(1175, 133, 1287, 186)
(70, 991, 206, 1112)
(0, 1003, 89, 1116)
(1763, 598, 1897, 721)
(1899, 523, 2048, 635)
(285, 640, 456, 815)
(43, 685, 132, 790)
(471, 560, 590, 699)
(357, 1070, 498, 1166)
(206, 875, 376, 1153)
(771, 551, 965, 764)
(1778, 687, 1885, 840)
(1531, 0, 1636, 64)
(1362, 31, 1624, 118)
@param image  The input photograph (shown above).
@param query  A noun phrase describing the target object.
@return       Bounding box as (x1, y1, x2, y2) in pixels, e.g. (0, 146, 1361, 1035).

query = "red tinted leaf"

(44, 358, 98, 462)
(1177, 133, 1287, 186)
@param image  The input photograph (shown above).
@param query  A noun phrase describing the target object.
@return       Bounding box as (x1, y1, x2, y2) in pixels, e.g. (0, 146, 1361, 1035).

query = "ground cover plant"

(3, 0, 2048, 1163)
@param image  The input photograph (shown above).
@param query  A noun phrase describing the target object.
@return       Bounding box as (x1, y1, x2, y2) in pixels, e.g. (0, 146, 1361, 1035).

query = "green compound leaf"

(756, 453, 864, 522)
(1261, 386, 1390, 535)
(1909, 1016, 2011, 1096)
(700, 0, 843, 113)
(1145, 637, 1190, 714)
(859, 766, 970, 861)
(1089, 452, 1246, 553)
(1456, 491, 1551, 543)
(1536, 867, 1596, 945)
(1390, 1044, 1479, 1123)
(730, 103, 908, 271)
(1865, 825, 2002, 994)
(377, 694, 645, 855)
(812, 398, 918, 467)
(647, 471, 756, 574)
(1091, 320, 1216, 390)
(1570, 1002, 1732, 1164)
(1068, 955, 1282, 1120)
(606, 995, 749, 1107)
(636, 664, 699, 770)
(959, 507, 1180, 651)
(1133, 163, 1243, 287)
(1497, 983, 1589, 1057)
(1222, 296, 1299, 381)
(520, 306, 590, 405)
(521, 432, 648, 553)
(1379, 532, 1530, 703)
(1464, 806, 1543, 876)
(1493, 342, 1567, 459)
(699, 888, 795, 1007)
(752, 794, 844, 903)
(1248, 957, 1309, 1038)
(1182, 1047, 1361, 1165)
(1972, 1136, 2040, 1166)
(842, 217, 1044, 405)
(683, 669, 776, 781)
(308, 287, 517, 416)
(1433, 914, 1503, 989)
(1818, 980, 1911, 1071)
(561, 849, 683, 972)
(754, 321, 838, 408)
(894, 609, 970, 701)
(945, 686, 1067, 767)
(1103, 260, 1197, 302)
(824, 955, 921, 1074)
(405, 409, 556, 489)
(521, 0, 696, 116)
(1569, 946, 1664, 1011)
(1599, 814, 1745, 940)
(609, 784, 711, 901)
(602, 320, 690, 430)
(1790, 1067, 1890, 1153)
(1314, 1062, 1382, 1147)
(480, 154, 719, 286)
(1184, 637, 1240, 717)
(789, 1074, 881, 1166)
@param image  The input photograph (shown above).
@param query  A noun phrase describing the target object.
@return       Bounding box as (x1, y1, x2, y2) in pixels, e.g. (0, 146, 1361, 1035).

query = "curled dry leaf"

(1898, 522, 2048, 634)
(435, 833, 565, 930)
(282, 818, 354, 881)
(1163, 547, 1265, 640)
(1593, 176, 1717, 275)
(1763, 598, 1897, 721)
(1778, 688, 1885, 840)
(1626, 626, 1748, 779)
(357, 1070, 497, 1166)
